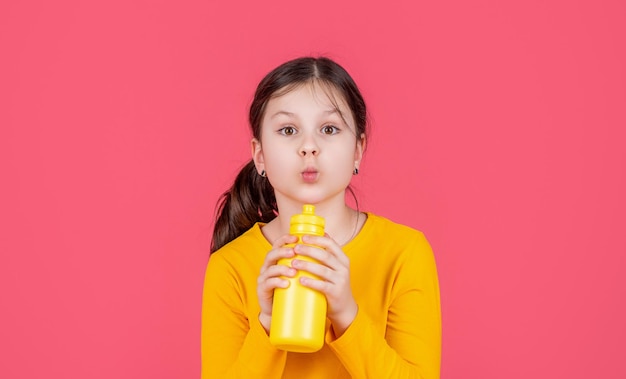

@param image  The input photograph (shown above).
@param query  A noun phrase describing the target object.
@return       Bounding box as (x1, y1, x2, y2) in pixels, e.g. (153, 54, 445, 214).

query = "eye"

(278, 126, 297, 136)
(321, 125, 339, 135)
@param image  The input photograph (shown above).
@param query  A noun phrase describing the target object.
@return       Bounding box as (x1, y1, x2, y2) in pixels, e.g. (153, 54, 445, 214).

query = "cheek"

(324, 148, 357, 172)
(333, 143, 358, 161)
(262, 149, 292, 170)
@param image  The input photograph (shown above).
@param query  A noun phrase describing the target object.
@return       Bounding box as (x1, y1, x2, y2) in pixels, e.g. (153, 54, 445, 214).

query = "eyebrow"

(270, 109, 341, 119)
(270, 111, 296, 119)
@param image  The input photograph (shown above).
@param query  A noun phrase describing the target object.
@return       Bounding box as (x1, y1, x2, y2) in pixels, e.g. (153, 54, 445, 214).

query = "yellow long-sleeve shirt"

(201, 213, 441, 378)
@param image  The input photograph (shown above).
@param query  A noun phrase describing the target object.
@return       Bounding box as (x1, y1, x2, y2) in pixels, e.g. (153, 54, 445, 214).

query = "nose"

(300, 146, 318, 156)
(299, 135, 319, 156)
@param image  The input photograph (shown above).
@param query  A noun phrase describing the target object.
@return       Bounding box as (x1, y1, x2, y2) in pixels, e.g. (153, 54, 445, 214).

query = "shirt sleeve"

(201, 253, 287, 378)
(326, 232, 442, 379)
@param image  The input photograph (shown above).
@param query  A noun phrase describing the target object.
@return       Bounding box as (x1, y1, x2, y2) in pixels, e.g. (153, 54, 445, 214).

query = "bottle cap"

(290, 204, 325, 229)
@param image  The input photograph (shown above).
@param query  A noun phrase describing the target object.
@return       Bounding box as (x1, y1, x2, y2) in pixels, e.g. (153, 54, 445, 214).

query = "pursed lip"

(301, 167, 319, 182)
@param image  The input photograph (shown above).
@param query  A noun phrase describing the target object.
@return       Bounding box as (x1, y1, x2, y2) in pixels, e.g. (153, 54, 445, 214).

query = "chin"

(292, 191, 346, 207)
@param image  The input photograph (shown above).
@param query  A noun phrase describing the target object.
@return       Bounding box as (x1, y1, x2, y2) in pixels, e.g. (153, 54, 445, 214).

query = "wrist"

(258, 312, 271, 335)
(329, 304, 358, 338)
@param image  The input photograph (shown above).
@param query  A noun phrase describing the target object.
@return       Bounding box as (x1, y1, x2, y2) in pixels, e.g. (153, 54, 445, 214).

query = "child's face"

(252, 82, 364, 207)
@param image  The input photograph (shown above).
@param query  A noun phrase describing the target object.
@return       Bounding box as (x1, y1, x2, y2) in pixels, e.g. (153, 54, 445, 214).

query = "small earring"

(260, 170, 266, 177)
(353, 168, 359, 175)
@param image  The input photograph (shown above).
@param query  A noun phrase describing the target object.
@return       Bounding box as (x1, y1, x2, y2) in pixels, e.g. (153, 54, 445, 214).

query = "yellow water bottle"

(270, 204, 327, 352)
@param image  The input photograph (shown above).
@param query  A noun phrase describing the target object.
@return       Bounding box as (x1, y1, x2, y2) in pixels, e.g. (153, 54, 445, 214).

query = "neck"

(272, 194, 358, 245)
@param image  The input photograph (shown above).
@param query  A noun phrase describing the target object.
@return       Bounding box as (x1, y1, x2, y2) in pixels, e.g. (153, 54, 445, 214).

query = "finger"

(302, 233, 337, 247)
(261, 264, 297, 280)
(291, 257, 332, 281)
(301, 235, 349, 265)
(298, 276, 330, 294)
(272, 277, 291, 289)
(261, 246, 295, 270)
(272, 233, 298, 249)
(258, 276, 291, 293)
(258, 264, 296, 291)
(301, 234, 342, 250)
(293, 244, 334, 266)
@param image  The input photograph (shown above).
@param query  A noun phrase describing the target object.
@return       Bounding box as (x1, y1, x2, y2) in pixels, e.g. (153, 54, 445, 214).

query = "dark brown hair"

(210, 56, 368, 253)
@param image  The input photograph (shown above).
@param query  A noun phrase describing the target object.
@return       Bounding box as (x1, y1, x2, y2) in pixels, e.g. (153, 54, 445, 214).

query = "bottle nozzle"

(290, 204, 325, 232)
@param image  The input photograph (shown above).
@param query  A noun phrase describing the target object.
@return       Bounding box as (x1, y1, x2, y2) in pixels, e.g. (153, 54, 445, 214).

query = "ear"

(354, 133, 366, 170)
(251, 138, 265, 174)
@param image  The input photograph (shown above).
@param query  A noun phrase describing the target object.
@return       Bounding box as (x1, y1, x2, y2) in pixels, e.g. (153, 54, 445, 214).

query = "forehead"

(264, 81, 352, 119)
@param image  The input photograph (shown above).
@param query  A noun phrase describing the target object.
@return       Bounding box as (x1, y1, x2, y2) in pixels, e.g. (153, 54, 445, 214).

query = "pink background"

(1, 0, 625, 378)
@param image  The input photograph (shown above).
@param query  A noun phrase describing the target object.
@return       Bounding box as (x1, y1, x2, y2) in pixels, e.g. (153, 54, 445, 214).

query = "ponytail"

(210, 160, 277, 253)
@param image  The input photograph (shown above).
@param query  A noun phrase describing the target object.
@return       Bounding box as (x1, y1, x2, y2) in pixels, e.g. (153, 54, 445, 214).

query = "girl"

(201, 57, 441, 378)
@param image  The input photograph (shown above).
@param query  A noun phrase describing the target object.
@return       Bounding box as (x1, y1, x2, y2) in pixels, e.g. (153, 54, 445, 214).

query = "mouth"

(301, 169, 319, 183)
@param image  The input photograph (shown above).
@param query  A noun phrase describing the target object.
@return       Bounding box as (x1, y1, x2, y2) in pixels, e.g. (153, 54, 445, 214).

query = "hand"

(256, 234, 298, 333)
(292, 233, 358, 337)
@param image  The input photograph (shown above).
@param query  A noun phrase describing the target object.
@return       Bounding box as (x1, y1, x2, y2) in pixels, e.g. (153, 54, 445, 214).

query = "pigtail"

(210, 160, 277, 253)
